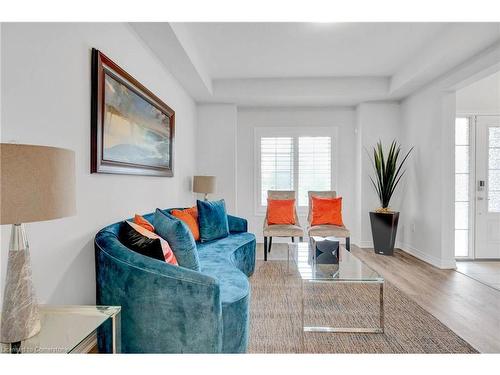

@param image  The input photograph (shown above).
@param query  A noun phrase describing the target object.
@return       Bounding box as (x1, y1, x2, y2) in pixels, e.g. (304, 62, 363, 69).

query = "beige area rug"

(249, 259, 478, 353)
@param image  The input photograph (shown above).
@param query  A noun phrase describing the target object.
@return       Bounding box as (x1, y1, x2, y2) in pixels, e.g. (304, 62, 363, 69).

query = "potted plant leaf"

(368, 140, 413, 255)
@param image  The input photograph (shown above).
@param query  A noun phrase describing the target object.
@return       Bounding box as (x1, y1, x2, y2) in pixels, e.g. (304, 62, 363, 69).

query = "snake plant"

(368, 140, 413, 212)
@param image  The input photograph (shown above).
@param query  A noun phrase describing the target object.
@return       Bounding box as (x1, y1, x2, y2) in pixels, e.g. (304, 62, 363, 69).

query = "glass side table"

(1, 305, 121, 354)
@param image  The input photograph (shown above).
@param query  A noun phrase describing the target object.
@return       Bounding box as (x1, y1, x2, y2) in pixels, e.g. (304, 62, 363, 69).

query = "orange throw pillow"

(267, 199, 296, 225)
(183, 206, 198, 220)
(171, 207, 200, 241)
(126, 221, 178, 265)
(311, 196, 344, 226)
(134, 214, 155, 232)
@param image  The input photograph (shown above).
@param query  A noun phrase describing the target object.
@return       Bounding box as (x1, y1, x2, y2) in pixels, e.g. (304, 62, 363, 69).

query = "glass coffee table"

(289, 241, 384, 334)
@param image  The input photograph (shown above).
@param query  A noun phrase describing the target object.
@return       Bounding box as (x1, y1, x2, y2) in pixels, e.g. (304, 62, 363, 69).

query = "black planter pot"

(369, 211, 399, 256)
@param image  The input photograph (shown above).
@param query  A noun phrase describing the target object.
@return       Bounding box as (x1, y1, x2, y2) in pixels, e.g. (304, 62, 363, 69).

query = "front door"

(475, 115, 500, 259)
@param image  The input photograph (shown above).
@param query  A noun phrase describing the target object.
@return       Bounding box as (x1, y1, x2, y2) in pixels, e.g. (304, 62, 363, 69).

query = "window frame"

(254, 126, 338, 216)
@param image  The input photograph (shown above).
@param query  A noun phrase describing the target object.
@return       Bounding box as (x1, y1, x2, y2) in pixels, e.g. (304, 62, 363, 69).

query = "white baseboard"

(356, 239, 455, 270)
(357, 240, 373, 248)
(397, 241, 456, 269)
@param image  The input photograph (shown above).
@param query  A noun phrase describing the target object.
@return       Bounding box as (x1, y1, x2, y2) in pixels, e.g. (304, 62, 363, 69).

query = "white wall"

(396, 41, 500, 269)
(456, 71, 500, 114)
(236, 107, 357, 242)
(399, 84, 456, 269)
(0, 23, 198, 309)
(196, 104, 238, 212)
(355, 102, 402, 247)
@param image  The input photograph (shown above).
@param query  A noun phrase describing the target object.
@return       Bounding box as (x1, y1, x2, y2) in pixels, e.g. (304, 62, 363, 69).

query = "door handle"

(478, 180, 485, 191)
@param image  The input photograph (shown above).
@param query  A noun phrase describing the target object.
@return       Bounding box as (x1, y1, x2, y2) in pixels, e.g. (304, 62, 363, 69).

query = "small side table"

(1, 305, 121, 354)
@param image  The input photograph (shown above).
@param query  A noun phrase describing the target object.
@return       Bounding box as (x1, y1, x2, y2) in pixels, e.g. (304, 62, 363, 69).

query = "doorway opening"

(454, 70, 500, 290)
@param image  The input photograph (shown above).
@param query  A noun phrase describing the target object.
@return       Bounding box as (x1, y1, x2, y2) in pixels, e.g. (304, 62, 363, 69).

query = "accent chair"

(262, 190, 304, 261)
(307, 190, 351, 250)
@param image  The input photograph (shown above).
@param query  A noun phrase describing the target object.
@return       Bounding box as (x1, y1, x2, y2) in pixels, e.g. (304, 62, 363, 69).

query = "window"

(298, 137, 332, 206)
(455, 117, 471, 257)
(260, 137, 294, 205)
(256, 128, 335, 210)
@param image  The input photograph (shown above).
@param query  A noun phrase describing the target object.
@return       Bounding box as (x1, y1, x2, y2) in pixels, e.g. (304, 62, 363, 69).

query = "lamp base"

(0, 224, 41, 344)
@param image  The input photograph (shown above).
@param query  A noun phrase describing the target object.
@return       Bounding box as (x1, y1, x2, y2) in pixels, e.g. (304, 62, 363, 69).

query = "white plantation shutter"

(298, 137, 332, 206)
(260, 137, 294, 205)
(258, 131, 333, 209)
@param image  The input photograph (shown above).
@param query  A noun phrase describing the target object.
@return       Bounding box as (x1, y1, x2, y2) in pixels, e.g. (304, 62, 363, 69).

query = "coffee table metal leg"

(111, 310, 121, 353)
(379, 282, 384, 333)
(112, 315, 117, 354)
(287, 246, 290, 273)
(301, 279, 305, 352)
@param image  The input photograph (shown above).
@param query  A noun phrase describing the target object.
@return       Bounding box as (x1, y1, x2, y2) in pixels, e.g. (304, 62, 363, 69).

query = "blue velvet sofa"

(94, 209, 256, 353)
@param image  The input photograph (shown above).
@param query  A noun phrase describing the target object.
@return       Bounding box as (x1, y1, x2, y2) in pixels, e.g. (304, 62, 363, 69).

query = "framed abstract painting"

(91, 48, 175, 177)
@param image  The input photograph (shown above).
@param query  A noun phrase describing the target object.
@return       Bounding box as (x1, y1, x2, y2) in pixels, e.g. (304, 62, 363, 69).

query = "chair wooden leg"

(291, 237, 294, 243)
(264, 237, 268, 261)
(346, 236, 351, 251)
(269, 237, 273, 253)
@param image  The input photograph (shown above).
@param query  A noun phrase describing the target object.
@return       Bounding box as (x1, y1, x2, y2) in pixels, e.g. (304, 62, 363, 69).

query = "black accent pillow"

(120, 221, 165, 262)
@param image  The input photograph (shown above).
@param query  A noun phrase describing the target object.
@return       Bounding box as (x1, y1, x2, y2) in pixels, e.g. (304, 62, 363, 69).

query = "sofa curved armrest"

(95, 231, 222, 353)
(227, 214, 248, 233)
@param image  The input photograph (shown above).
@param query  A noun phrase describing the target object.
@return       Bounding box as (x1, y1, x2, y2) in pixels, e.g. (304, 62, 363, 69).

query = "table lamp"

(0, 143, 76, 344)
(193, 175, 216, 201)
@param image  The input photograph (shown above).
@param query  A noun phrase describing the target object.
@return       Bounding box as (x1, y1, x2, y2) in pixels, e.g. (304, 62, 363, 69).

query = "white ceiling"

(177, 22, 448, 79)
(131, 22, 500, 106)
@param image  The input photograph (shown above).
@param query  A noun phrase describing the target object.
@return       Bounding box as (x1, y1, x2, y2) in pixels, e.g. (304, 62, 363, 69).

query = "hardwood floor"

(256, 242, 500, 353)
(456, 260, 500, 290)
(353, 247, 500, 353)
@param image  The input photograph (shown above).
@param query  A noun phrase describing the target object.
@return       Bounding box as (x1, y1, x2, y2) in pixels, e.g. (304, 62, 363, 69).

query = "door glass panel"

(489, 127, 500, 147)
(489, 148, 500, 169)
(488, 191, 500, 213)
(488, 126, 500, 213)
(489, 170, 500, 191)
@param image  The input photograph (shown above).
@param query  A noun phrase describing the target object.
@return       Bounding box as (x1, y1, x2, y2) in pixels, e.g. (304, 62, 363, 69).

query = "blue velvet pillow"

(153, 209, 200, 271)
(197, 199, 230, 242)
